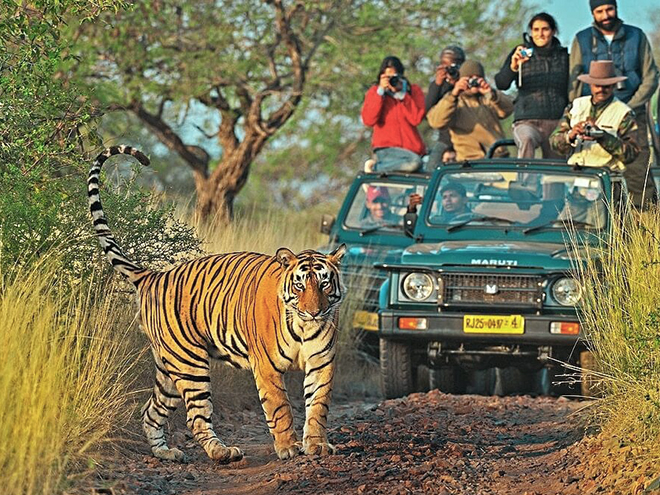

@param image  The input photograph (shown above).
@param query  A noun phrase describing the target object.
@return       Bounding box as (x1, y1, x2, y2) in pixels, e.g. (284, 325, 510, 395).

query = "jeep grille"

(439, 273, 543, 308)
(343, 265, 387, 311)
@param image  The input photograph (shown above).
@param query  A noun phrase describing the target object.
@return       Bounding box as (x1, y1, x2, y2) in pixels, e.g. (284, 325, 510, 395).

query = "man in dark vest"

(569, 0, 659, 208)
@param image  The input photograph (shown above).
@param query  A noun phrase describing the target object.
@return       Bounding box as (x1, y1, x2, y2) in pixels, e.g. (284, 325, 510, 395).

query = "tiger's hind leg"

(141, 360, 185, 461)
(167, 354, 243, 463)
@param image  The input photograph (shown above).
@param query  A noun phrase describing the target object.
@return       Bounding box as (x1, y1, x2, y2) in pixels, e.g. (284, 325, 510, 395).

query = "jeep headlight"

(551, 277, 582, 306)
(401, 273, 434, 301)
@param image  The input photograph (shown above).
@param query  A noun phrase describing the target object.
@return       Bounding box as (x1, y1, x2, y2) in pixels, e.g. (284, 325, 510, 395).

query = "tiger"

(88, 145, 346, 463)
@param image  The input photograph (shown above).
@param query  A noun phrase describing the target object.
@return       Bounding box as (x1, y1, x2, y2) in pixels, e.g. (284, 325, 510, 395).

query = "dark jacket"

(570, 21, 659, 110)
(495, 38, 568, 121)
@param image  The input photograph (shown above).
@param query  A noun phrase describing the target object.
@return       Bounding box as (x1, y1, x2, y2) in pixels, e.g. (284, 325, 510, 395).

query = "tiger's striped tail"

(88, 145, 150, 283)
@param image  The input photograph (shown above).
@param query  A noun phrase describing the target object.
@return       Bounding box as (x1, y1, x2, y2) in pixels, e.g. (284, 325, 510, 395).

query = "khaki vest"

(567, 96, 631, 171)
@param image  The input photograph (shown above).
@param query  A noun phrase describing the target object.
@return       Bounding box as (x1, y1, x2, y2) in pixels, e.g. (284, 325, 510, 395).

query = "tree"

(0, 0, 200, 278)
(69, 0, 528, 222)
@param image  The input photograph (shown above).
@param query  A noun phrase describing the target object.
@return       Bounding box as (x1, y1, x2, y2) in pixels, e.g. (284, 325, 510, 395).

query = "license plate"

(352, 310, 379, 331)
(463, 315, 525, 334)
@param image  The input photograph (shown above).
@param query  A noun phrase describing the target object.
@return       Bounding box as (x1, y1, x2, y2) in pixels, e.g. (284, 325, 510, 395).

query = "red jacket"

(361, 83, 427, 156)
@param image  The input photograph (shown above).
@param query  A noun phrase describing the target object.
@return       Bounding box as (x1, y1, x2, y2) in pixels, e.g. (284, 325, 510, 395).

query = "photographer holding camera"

(550, 60, 639, 170)
(425, 46, 465, 112)
(569, 0, 658, 207)
(495, 13, 568, 159)
(361, 55, 426, 172)
(424, 46, 465, 168)
(426, 60, 513, 161)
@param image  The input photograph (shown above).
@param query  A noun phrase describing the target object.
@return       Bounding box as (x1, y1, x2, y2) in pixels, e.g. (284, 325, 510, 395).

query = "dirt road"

(91, 390, 592, 495)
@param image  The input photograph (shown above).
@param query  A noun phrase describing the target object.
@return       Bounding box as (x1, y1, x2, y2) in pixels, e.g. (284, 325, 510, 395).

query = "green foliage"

(0, 1, 201, 281)
(65, 0, 530, 210)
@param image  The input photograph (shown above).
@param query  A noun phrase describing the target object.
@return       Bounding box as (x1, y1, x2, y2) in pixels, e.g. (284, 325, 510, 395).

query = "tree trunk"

(194, 131, 268, 225)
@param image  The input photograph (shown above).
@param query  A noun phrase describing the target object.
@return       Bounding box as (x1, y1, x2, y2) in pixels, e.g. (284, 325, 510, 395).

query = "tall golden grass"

(573, 205, 660, 444)
(0, 259, 139, 495)
(0, 205, 377, 495)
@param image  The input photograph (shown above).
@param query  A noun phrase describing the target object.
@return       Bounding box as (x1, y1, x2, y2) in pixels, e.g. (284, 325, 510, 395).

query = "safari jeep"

(320, 170, 428, 354)
(376, 157, 626, 398)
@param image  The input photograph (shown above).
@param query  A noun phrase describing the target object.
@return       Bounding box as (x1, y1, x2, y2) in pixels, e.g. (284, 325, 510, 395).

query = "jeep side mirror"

(404, 212, 417, 238)
(320, 214, 335, 235)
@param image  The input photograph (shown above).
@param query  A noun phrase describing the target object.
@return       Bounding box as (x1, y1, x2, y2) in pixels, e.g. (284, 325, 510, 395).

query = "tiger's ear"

(276, 247, 297, 268)
(328, 243, 347, 265)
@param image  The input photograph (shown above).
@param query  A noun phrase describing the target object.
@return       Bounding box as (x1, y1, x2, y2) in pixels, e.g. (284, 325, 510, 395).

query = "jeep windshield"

(345, 180, 426, 233)
(427, 170, 607, 231)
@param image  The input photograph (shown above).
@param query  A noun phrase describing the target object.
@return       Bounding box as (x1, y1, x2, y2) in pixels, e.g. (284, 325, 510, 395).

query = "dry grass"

(572, 205, 660, 448)
(0, 205, 378, 495)
(0, 259, 139, 495)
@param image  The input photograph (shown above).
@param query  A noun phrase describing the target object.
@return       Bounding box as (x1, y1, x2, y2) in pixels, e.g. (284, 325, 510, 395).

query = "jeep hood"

(401, 241, 578, 270)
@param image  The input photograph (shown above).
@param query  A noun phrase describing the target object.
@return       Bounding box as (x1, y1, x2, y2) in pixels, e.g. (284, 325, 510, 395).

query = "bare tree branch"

(130, 101, 209, 176)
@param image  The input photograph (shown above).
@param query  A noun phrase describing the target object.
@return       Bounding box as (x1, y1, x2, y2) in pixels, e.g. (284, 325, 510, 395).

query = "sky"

(526, 0, 658, 47)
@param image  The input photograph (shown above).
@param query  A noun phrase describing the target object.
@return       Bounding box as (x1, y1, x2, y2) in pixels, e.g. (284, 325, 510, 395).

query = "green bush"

(0, 1, 201, 283)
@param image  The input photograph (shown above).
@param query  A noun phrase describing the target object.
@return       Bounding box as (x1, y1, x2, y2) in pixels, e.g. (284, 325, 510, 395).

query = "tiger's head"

(276, 244, 347, 322)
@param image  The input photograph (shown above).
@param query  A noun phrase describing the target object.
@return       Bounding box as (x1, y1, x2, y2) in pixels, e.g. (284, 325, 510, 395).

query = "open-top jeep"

(376, 155, 626, 398)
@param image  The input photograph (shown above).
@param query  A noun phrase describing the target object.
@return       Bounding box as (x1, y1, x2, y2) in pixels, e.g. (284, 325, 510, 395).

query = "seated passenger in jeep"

(360, 186, 398, 228)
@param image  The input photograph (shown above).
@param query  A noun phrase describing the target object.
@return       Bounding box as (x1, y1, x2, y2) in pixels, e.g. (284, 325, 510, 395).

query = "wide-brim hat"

(577, 60, 627, 85)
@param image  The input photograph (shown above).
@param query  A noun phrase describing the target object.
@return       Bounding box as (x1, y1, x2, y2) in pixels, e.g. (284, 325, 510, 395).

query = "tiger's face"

(276, 244, 346, 322)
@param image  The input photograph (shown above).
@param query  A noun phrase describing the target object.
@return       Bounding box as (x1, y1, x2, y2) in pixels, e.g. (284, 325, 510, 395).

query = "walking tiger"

(88, 145, 346, 462)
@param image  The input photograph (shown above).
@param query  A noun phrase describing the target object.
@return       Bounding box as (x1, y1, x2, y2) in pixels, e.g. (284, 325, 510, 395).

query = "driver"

(361, 186, 397, 228)
(434, 182, 471, 222)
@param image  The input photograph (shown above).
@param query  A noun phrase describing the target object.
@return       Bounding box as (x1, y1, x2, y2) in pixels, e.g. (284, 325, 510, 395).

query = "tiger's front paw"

(207, 442, 244, 464)
(274, 440, 301, 460)
(303, 439, 335, 456)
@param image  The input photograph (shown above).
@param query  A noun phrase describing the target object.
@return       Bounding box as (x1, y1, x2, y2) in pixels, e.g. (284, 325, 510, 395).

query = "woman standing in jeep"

(361, 56, 426, 172)
(495, 12, 568, 159)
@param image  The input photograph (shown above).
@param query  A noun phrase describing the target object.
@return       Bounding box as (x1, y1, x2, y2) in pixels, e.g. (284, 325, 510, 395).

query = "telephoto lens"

(389, 75, 401, 87)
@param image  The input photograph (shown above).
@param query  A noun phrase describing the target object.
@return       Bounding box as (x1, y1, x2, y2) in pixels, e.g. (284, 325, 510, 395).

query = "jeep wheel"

(380, 338, 414, 399)
(429, 366, 466, 394)
(580, 351, 603, 397)
(492, 367, 531, 396)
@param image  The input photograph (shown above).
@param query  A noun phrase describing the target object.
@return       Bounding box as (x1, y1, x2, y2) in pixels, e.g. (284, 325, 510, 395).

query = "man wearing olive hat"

(569, 0, 659, 206)
(550, 60, 639, 170)
(426, 60, 513, 161)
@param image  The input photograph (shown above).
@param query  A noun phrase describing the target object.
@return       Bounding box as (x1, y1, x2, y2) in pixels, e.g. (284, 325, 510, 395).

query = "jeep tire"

(429, 366, 466, 394)
(380, 338, 414, 399)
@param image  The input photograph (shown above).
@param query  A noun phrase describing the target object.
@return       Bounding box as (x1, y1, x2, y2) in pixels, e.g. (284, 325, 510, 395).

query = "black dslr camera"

(583, 123, 605, 139)
(389, 75, 403, 87)
(446, 63, 460, 79)
(467, 77, 480, 88)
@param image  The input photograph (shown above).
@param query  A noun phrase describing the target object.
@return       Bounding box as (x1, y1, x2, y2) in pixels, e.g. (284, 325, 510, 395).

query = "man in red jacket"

(361, 56, 426, 172)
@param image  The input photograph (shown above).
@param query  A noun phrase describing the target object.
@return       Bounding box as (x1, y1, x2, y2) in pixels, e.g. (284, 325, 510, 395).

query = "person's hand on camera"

(435, 64, 458, 86)
(510, 45, 531, 72)
(451, 77, 470, 96)
(477, 77, 492, 96)
(379, 73, 396, 93)
(568, 120, 597, 142)
(434, 65, 448, 85)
